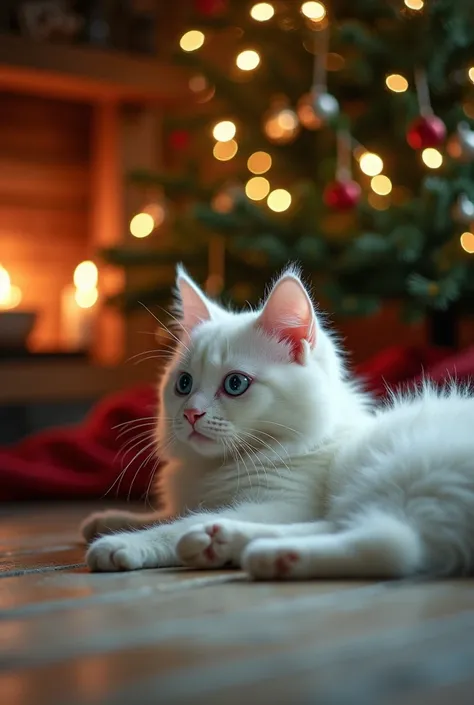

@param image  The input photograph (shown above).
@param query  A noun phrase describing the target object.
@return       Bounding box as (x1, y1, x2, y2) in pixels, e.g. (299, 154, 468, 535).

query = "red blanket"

(1, 344, 473, 501)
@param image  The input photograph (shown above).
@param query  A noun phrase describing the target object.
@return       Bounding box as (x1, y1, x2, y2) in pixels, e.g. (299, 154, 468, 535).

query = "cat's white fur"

(82, 266, 474, 580)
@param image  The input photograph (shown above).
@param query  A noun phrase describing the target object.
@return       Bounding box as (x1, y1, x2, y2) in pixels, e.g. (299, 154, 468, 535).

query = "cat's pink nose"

(183, 408, 205, 426)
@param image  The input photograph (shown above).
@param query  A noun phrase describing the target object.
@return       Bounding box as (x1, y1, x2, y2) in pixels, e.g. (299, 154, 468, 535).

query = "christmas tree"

(104, 0, 474, 345)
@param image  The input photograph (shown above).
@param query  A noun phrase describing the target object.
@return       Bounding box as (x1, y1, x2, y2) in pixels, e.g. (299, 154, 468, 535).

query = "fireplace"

(0, 32, 190, 404)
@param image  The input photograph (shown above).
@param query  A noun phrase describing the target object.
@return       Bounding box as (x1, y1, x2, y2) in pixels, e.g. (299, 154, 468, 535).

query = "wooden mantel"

(0, 33, 191, 105)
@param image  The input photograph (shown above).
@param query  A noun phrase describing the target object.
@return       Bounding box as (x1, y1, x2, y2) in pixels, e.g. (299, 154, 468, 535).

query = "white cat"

(82, 266, 474, 580)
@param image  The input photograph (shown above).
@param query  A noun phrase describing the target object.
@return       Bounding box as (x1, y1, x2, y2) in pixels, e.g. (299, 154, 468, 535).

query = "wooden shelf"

(0, 357, 157, 404)
(0, 34, 191, 104)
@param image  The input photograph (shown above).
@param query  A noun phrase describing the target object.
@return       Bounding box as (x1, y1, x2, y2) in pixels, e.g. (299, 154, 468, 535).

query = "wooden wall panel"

(0, 92, 92, 350)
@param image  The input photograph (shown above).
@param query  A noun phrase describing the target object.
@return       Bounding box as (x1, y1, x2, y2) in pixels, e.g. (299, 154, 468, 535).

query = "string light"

(130, 212, 154, 238)
(212, 120, 236, 141)
(179, 30, 205, 52)
(245, 177, 270, 200)
(267, 188, 291, 212)
(404, 0, 423, 9)
(247, 151, 272, 174)
(460, 231, 474, 254)
(73, 261, 98, 289)
(422, 148, 443, 169)
(468, 67, 474, 83)
(359, 152, 384, 176)
(236, 50, 261, 71)
(213, 140, 238, 161)
(385, 74, 409, 93)
(301, 2, 326, 21)
(250, 3, 274, 21)
(371, 175, 392, 195)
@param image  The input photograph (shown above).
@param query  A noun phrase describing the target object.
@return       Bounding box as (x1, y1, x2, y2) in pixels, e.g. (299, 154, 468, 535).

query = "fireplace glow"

(0, 265, 22, 310)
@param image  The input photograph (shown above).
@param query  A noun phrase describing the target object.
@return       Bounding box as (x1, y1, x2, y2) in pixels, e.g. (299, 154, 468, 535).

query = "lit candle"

(60, 261, 98, 350)
(0, 265, 22, 310)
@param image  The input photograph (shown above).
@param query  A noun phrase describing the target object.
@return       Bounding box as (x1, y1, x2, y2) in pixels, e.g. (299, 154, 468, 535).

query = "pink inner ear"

(178, 276, 211, 331)
(258, 276, 316, 360)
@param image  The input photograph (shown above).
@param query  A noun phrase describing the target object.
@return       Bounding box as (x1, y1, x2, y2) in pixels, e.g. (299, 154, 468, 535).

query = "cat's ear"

(174, 265, 213, 331)
(257, 269, 316, 364)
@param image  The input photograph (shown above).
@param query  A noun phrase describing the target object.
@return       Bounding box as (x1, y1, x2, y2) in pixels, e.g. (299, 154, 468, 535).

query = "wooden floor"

(0, 504, 473, 705)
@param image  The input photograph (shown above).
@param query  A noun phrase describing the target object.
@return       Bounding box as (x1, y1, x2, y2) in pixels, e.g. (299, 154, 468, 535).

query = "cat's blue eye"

(175, 372, 193, 396)
(223, 373, 251, 397)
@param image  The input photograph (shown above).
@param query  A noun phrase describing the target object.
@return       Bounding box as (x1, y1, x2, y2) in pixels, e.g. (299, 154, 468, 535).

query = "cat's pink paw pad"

(242, 543, 301, 580)
(177, 521, 235, 569)
(274, 551, 300, 578)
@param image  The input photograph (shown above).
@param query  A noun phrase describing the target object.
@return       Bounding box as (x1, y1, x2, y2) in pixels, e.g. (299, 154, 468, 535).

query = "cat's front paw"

(87, 534, 150, 572)
(242, 539, 303, 580)
(81, 511, 132, 544)
(177, 519, 247, 569)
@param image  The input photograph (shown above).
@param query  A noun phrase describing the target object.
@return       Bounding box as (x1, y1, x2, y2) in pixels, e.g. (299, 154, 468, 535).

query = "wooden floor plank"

(0, 503, 472, 705)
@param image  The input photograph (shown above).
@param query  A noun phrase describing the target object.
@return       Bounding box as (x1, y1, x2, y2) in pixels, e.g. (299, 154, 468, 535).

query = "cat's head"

(158, 265, 351, 460)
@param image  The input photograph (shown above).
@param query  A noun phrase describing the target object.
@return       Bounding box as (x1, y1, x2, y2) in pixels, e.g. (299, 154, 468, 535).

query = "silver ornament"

(447, 122, 474, 162)
(312, 91, 340, 122)
(452, 193, 474, 224)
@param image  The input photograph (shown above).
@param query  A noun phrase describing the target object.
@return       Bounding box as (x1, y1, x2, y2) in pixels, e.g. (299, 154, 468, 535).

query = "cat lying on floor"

(81, 266, 474, 580)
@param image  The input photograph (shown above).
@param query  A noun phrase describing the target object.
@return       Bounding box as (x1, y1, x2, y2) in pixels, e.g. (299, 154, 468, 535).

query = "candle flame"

(0, 265, 22, 309)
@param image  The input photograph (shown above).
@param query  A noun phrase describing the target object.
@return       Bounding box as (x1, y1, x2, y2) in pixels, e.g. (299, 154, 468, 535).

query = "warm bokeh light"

(404, 0, 423, 9)
(213, 139, 238, 161)
(74, 287, 99, 309)
(179, 30, 205, 52)
(385, 74, 409, 92)
(189, 74, 208, 92)
(371, 175, 392, 195)
(468, 67, 474, 84)
(368, 193, 390, 211)
(245, 176, 270, 200)
(250, 2, 274, 21)
(130, 212, 155, 238)
(267, 188, 291, 212)
(422, 148, 443, 169)
(0, 265, 22, 309)
(359, 152, 384, 176)
(301, 1, 326, 21)
(145, 202, 166, 228)
(212, 120, 237, 141)
(460, 231, 474, 253)
(247, 151, 272, 174)
(264, 107, 300, 143)
(212, 191, 234, 213)
(236, 49, 261, 71)
(73, 261, 98, 289)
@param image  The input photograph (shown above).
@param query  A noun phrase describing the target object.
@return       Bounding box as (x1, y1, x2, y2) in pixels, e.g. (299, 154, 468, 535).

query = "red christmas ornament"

(195, 0, 227, 16)
(324, 179, 361, 211)
(169, 129, 190, 151)
(406, 115, 446, 150)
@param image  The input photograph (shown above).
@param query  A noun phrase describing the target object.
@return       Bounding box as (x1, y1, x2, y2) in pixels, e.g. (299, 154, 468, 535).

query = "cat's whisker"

(238, 435, 282, 482)
(127, 440, 159, 502)
(240, 430, 290, 476)
(155, 304, 191, 343)
(112, 416, 158, 431)
(116, 429, 155, 460)
(139, 302, 191, 355)
(116, 421, 157, 440)
(259, 420, 305, 438)
(237, 437, 269, 494)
